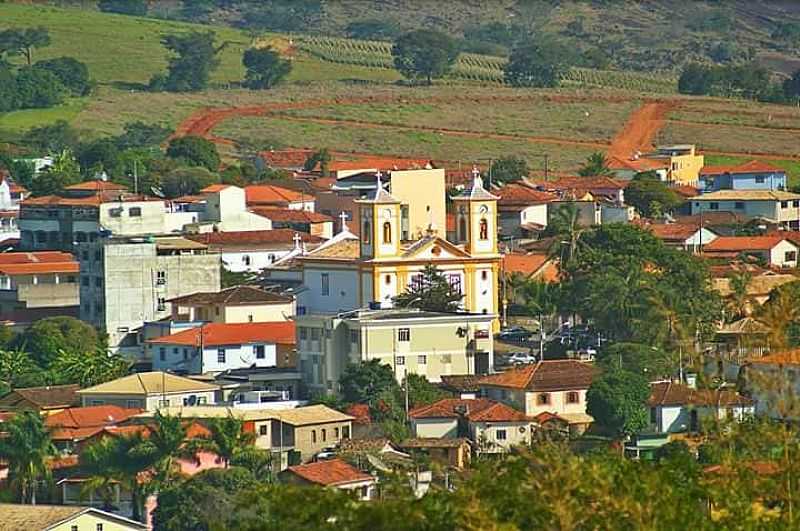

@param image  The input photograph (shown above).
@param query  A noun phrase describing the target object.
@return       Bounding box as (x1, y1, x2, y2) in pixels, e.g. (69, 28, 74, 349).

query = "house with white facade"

(147, 321, 296, 374)
(478, 360, 596, 435)
(648, 381, 754, 433)
(76, 372, 219, 411)
(166, 285, 295, 324)
(644, 222, 718, 253)
(703, 235, 799, 268)
(496, 182, 555, 238)
(187, 185, 273, 233)
(690, 190, 800, 229)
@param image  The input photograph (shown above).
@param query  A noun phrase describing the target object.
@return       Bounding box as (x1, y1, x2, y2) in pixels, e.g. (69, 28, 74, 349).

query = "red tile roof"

(249, 207, 333, 224)
(409, 398, 495, 419)
(647, 381, 753, 407)
(200, 184, 233, 193)
(185, 229, 324, 248)
(0, 384, 80, 410)
(534, 176, 627, 192)
(168, 285, 292, 306)
(478, 360, 596, 392)
(147, 321, 296, 347)
(0, 251, 78, 276)
(44, 405, 142, 430)
(671, 184, 700, 198)
(260, 148, 315, 169)
(502, 253, 558, 281)
(64, 180, 127, 192)
(345, 403, 372, 425)
(496, 183, 557, 206)
(22, 192, 157, 207)
(700, 160, 786, 176)
(704, 235, 791, 252)
(245, 185, 306, 205)
(467, 401, 529, 422)
(286, 459, 374, 486)
(646, 223, 703, 242)
(607, 156, 668, 172)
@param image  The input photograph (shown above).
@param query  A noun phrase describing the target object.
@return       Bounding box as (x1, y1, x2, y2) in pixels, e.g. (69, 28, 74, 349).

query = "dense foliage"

(488, 156, 529, 184)
(504, 37, 573, 88)
(392, 30, 459, 84)
(149, 32, 220, 92)
(624, 171, 683, 217)
(242, 47, 292, 89)
(166, 136, 221, 171)
(393, 265, 463, 312)
(678, 62, 799, 105)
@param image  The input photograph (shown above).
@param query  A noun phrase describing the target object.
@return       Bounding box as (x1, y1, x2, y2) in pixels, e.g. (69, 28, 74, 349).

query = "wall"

(221, 249, 293, 273)
(669, 152, 704, 185)
(411, 418, 458, 438)
(703, 172, 787, 192)
(523, 389, 589, 417)
(389, 169, 446, 239)
(655, 405, 690, 433)
(299, 267, 359, 314)
(14, 281, 79, 309)
(150, 341, 278, 373)
(292, 421, 352, 460)
(99, 200, 168, 236)
(222, 302, 294, 323)
(470, 421, 533, 453)
(51, 513, 143, 531)
(769, 240, 798, 268)
(690, 199, 782, 222)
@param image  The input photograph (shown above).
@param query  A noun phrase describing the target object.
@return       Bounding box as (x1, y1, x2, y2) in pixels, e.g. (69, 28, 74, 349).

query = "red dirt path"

(607, 101, 674, 159)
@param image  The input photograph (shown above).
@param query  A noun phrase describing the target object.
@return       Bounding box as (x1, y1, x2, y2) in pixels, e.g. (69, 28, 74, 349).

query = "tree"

(404, 373, 447, 408)
(678, 63, 717, 95)
(504, 37, 572, 88)
(586, 367, 650, 438)
(150, 32, 221, 92)
(98, 0, 148, 16)
(339, 359, 397, 405)
(49, 348, 129, 387)
(152, 467, 259, 531)
(22, 120, 80, 153)
(242, 47, 292, 89)
(130, 412, 195, 489)
(392, 30, 459, 85)
(0, 348, 44, 392)
(784, 69, 800, 103)
(546, 203, 585, 268)
(303, 148, 331, 173)
(115, 121, 172, 150)
(32, 57, 92, 96)
(159, 166, 219, 198)
(77, 138, 122, 178)
(199, 415, 257, 468)
(0, 27, 51, 66)
(0, 410, 57, 504)
(624, 171, 683, 217)
(578, 152, 614, 177)
(489, 156, 529, 184)
(12, 67, 66, 109)
(21, 316, 102, 366)
(598, 342, 673, 379)
(166, 136, 220, 171)
(393, 264, 462, 312)
(0, 63, 18, 112)
(346, 20, 400, 41)
(30, 149, 81, 196)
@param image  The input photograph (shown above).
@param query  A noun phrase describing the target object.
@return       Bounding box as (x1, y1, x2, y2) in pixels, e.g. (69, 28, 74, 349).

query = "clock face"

(382, 208, 392, 219)
(479, 205, 489, 214)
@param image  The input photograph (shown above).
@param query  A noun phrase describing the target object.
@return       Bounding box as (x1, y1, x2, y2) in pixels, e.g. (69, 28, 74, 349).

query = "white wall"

(151, 341, 278, 374)
(656, 405, 689, 433)
(474, 267, 494, 316)
(411, 418, 458, 438)
(769, 240, 798, 268)
(300, 268, 359, 313)
(470, 421, 533, 453)
(523, 389, 588, 417)
(222, 250, 292, 273)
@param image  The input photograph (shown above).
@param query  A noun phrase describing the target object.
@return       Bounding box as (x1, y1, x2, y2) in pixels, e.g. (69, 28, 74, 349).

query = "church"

(296, 170, 501, 330)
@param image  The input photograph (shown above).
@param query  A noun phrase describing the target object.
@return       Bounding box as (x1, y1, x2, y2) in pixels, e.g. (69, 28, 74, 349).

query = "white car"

(507, 352, 538, 365)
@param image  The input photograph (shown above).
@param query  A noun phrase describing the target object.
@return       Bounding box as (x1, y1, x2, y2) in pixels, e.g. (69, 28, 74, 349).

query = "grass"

(215, 114, 596, 171)
(704, 154, 800, 189)
(670, 99, 800, 131)
(657, 121, 800, 159)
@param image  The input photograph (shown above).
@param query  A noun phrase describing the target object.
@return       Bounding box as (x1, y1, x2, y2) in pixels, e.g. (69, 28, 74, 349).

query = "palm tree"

(199, 415, 256, 468)
(130, 411, 195, 487)
(578, 152, 614, 177)
(79, 435, 128, 512)
(0, 410, 57, 504)
(50, 347, 130, 387)
(547, 203, 585, 271)
(0, 348, 41, 390)
(726, 271, 753, 321)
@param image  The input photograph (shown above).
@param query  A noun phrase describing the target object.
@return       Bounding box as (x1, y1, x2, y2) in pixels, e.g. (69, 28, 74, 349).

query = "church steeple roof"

(354, 172, 400, 204)
(452, 166, 499, 201)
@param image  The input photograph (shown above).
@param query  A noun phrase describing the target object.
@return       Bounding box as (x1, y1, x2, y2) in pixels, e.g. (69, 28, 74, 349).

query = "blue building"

(699, 161, 786, 193)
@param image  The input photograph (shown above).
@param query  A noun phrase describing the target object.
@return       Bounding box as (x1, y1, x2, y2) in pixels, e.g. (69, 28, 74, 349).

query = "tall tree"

(624, 172, 683, 217)
(166, 136, 220, 171)
(30, 149, 81, 196)
(586, 367, 650, 438)
(242, 47, 292, 89)
(129, 411, 196, 489)
(339, 359, 397, 405)
(33, 57, 92, 96)
(0, 27, 51, 65)
(12, 67, 66, 109)
(393, 264, 463, 312)
(578, 152, 614, 177)
(489, 156, 529, 184)
(49, 348, 130, 387)
(0, 410, 57, 504)
(0, 348, 44, 392)
(151, 32, 221, 92)
(504, 37, 572, 88)
(198, 415, 257, 468)
(21, 316, 102, 366)
(392, 30, 459, 85)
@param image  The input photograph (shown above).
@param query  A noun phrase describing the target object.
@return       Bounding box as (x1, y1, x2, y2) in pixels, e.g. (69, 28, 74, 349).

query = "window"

(709, 202, 719, 210)
(157, 297, 166, 312)
(448, 275, 462, 295)
(311, 430, 317, 444)
(71, 527, 78, 531)
(794, 201, 800, 208)
(217, 348, 226, 363)
(566, 391, 580, 404)
(383, 221, 392, 244)
(441, 354, 452, 364)
(786, 251, 797, 262)
(243, 255, 251, 266)
(310, 328, 321, 341)
(255, 345, 265, 359)
(495, 429, 507, 441)
(650, 407, 657, 424)
(322, 428, 327, 442)
(248, 314, 254, 323)
(109, 207, 122, 218)
(335, 427, 340, 438)
(81, 250, 89, 261)
(156, 270, 166, 285)
(398, 328, 410, 342)
(782, 201, 789, 209)
(350, 330, 359, 344)
(537, 393, 550, 405)
(129, 207, 142, 217)
(396, 356, 405, 365)
(458, 217, 467, 241)
(81, 277, 89, 287)
(734, 202, 745, 210)
(183, 348, 189, 361)
(385, 274, 391, 285)
(418, 354, 427, 364)
(479, 218, 488, 240)
(95, 276, 103, 288)
(158, 399, 170, 407)
(321, 273, 330, 296)
(343, 425, 350, 438)
(159, 347, 166, 361)
(90, 400, 105, 406)
(755, 176, 765, 184)
(97, 523, 104, 531)
(126, 399, 140, 409)
(299, 327, 308, 340)
(481, 270, 488, 281)
(363, 221, 371, 243)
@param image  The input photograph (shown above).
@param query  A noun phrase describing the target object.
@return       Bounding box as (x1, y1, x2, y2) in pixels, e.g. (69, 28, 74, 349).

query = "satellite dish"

(151, 186, 165, 198)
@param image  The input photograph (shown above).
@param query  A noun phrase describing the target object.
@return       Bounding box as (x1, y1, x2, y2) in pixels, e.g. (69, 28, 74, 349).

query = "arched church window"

(479, 218, 488, 240)
(363, 221, 371, 243)
(458, 217, 467, 241)
(383, 222, 392, 244)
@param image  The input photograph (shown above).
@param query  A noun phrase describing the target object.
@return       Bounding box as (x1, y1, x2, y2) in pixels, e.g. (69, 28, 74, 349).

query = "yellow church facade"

(297, 173, 501, 330)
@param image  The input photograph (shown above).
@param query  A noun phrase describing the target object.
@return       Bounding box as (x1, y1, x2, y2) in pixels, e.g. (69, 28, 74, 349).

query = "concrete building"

(641, 144, 705, 185)
(315, 168, 446, 239)
(296, 309, 495, 396)
(167, 285, 295, 324)
(690, 190, 800, 229)
(703, 235, 799, 268)
(495, 182, 555, 238)
(187, 185, 273, 233)
(147, 321, 296, 374)
(76, 372, 219, 411)
(185, 229, 324, 273)
(78, 236, 220, 352)
(0, 251, 79, 316)
(648, 381, 754, 433)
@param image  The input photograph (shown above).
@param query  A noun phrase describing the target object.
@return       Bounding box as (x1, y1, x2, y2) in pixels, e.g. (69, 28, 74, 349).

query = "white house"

(147, 321, 296, 374)
(646, 223, 718, 253)
(648, 381, 754, 433)
(690, 190, 800, 229)
(703, 235, 799, 268)
(496, 182, 555, 238)
(186, 185, 274, 233)
(76, 372, 219, 411)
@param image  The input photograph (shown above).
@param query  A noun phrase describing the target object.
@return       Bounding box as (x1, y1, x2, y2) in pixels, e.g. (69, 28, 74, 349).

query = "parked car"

(507, 352, 538, 365)
(496, 327, 534, 342)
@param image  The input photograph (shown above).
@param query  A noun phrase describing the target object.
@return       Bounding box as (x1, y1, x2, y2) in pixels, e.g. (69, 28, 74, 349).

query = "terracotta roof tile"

(467, 401, 529, 422)
(286, 459, 374, 486)
(324, 157, 432, 173)
(0, 384, 80, 410)
(148, 321, 295, 347)
(200, 184, 232, 193)
(478, 360, 596, 392)
(185, 229, 324, 248)
(704, 235, 790, 252)
(502, 253, 556, 279)
(607, 156, 668, 172)
(250, 207, 333, 224)
(647, 381, 753, 407)
(45, 405, 142, 430)
(701, 160, 786, 176)
(245, 184, 306, 205)
(345, 403, 372, 425)
(409, 398, 495, 419)
(496, 183, 557, 206)
(646, 223, 704, 242)
(439, 374, 482, 393)
(64, 180, 128, 192)
(168, 286, 292, 306)
(533, 176, 627, 192)
(303, 239, 360, 259)
(260, 148, 315, 169)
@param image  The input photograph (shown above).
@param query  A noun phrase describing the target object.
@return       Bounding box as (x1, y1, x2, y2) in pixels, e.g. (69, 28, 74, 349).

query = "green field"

(657, 121, 800, 158)
(670, 98, 800, 130)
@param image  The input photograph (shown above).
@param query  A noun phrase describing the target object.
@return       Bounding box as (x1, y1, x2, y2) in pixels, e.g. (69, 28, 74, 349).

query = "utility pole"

(539, 312, 544, 361)
(543, 154, 549, 181)
(133, 159, 139, 195)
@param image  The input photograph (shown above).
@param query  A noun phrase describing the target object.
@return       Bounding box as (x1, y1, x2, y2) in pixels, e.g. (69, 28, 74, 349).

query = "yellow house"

(297, 171, 500, 329)
(0, 504, 146, 531)
(642, 144, 705, 185)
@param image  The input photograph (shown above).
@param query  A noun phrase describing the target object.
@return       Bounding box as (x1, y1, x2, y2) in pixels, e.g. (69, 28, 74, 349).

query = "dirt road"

(607, 101, 674, 159)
